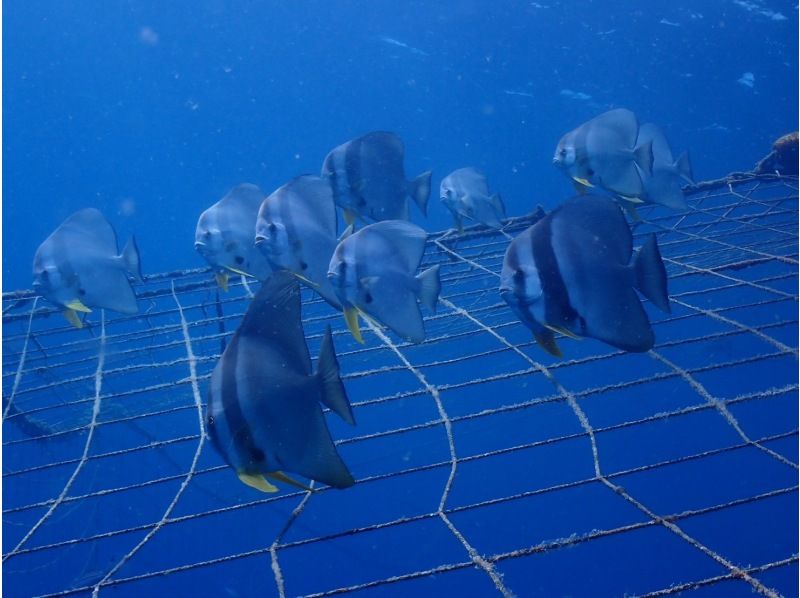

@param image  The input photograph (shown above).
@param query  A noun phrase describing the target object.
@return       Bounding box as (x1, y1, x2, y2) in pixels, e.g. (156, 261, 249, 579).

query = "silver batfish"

(553, 108, 653, 198)
(255, 175, 345, 309)
(327, 220, 441, 344)
(440, 167, 507, 231)
(33, 208, 142, 328)
(195, 183, 272, 290)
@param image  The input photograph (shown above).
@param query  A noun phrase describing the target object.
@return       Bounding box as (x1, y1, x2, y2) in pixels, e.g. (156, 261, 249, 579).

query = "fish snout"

(194, 241, 207, 252)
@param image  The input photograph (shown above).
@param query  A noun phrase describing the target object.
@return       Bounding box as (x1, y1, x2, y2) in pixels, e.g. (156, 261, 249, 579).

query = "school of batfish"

(31, 109, 694, 492)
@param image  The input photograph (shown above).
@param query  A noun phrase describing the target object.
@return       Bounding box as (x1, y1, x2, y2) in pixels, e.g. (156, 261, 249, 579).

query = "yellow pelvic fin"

(619, 194, 645, 204)
(290, 271, 320, 288)
(343, 209, 356, 226)
(63, 309, 84, 329)
(237, 472, 279, 493)
(343, 307, 364, 344)
(65, 299, 91, 313)
(266, 471, 315, 492)
(572, 177, 594, 188)
(215, 272, 230, 292)
(544, 323, 582, 340)
(225, 266, 255, 278)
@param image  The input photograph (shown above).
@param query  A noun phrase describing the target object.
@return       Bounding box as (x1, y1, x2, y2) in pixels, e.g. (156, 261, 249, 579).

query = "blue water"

(3, 2, 799, 597)
(4, 1, 798, 289)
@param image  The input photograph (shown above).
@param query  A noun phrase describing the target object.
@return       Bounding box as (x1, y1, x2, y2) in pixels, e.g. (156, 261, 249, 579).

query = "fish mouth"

(254, 235, 266, 248)
(194, 241, 206, 251)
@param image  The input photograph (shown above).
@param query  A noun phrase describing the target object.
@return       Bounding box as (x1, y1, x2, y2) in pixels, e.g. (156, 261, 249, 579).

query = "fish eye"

(204, 230, 212, 238)
(234, 256, 245, 265)
(300, 261, 308, 271)
(364, 292, 373, 304)
(513, 269, 524, 282)
(268, 222, 277, 233)
(559, 149, 566, 156)
(78, 288, 87, 296)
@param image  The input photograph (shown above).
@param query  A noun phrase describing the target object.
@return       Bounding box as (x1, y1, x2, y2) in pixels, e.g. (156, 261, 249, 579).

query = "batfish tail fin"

(490, 193, 507, 220)
(121, 236, 143, 283)
(416, 265, 441, 313)
(633, 233, 671, 313)
(317, 325, 355, 425)
(673, 151, 695, 185)
(409, 170, 432, 217)
(633, 138, 654, 178)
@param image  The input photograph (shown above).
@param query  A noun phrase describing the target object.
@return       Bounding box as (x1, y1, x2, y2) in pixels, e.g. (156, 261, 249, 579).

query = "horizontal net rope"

(3, 175, 797, 597)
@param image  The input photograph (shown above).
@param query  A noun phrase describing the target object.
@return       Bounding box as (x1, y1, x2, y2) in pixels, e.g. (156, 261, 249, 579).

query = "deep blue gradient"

(4, 0, 798, 290)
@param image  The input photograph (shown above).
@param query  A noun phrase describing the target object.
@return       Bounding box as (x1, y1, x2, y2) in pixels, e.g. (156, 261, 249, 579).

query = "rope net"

(2, 174, 798, 597)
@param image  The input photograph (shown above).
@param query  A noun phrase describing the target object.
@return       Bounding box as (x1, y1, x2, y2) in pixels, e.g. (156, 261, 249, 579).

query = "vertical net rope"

(2, 174, 797, 597)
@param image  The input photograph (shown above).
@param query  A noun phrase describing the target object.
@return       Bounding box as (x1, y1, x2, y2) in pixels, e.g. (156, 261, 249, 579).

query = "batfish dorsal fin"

(59, 208, 119, 254)
(219, 183, 265, 211)
(282, 175, 338, 237)
(238, 271, 312, 374)
(360, 220, 427, 273)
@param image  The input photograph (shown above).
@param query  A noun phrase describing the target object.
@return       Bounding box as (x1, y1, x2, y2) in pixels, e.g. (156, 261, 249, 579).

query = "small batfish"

(255, 175, 345, 309)
(195, 183, 272, 291)
(32, 208, 142, 328)
(440, 167, 507, 232)
(553, 108, 654, 197)
(207, 271, 356, 493)
(327, 220, 441, 344)
(321, 131, 432, 224)
(632, 122, 694, 211)
(499, 196, 670, 355)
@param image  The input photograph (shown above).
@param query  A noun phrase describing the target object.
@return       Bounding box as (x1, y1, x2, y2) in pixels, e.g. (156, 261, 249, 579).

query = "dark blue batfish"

(207, 271, 356, 493)
(321, 131, 432, 224)
(32, 208, 142, 328)
(499, 196, 670, 355)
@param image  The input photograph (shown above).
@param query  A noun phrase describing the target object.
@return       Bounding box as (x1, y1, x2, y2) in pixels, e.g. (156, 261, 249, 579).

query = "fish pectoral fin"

(266, 471, 315, 492)
(343, 306, 364, 344)
(215, 272, 230, 292)
(544, 323, 582, 340)
(65, 299, 92, 313)
(63, 309, 85, 329)
(237, 472, 279, 493)
(534, 331, 562, 358)
(290, 271, 320, 288)
(619, 194, 645, 204)
(572, 177, 594, 188)
(343, 209, 357, 226)
(225, 266, 255, 278)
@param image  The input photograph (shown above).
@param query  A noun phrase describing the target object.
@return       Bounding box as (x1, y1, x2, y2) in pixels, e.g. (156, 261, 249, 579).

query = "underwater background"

(4, 0, 799, 288)
(3, 1, 799, 597)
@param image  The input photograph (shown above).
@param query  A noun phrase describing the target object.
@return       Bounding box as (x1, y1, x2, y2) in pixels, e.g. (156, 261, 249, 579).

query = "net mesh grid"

(2, 174, 798, 597)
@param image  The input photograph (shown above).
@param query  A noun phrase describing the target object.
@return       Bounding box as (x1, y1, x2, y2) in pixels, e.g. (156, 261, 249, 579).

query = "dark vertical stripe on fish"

(220, 336, 265, 468)
(531, 218, 579, 328)
(345, 137, 363, 205)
